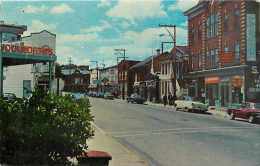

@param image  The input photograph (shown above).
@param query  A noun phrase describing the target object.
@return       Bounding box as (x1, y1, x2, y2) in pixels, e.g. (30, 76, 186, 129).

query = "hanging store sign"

(205, 77, 220, 84)
(219, 52, 234, 64)
(1, 44, 54, 56)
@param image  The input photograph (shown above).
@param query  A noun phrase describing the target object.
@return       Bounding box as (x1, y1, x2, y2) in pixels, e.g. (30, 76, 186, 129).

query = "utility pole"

(161, 41, 174, 54)
(115, 48, 127, 100)
(159, 24, 177, 97)
(68, 57, 72, 92)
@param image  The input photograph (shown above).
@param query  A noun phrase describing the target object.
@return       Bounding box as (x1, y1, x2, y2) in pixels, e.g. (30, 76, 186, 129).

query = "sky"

(0, 0, 199, 68)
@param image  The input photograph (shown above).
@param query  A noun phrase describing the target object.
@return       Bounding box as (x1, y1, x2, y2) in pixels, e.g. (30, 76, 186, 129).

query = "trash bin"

(78, 150, 112, 166)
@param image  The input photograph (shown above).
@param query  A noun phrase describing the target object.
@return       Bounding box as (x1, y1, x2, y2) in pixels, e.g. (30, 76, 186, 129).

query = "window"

(75, 78, 81, 84)
(223, 9, 229, 33)
(207, 13, 218, 38)
(234, 10, 240, 32)
(2, 32, 18, 43)
(235, 42, 240, 62)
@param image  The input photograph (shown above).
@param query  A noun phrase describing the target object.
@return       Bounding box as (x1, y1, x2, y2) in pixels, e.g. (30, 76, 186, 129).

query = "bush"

(0, 90, 94, 165)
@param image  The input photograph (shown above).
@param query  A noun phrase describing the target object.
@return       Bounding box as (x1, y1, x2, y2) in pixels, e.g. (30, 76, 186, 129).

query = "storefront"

(0, 23, 56, 96)
(186, 65, 248, 107)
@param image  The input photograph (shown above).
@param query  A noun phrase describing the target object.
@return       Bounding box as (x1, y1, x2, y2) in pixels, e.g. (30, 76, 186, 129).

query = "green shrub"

(0, 90, 94, 165)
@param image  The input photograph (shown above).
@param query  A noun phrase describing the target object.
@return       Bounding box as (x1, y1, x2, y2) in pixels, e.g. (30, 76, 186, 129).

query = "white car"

(174, 96, 208, 113)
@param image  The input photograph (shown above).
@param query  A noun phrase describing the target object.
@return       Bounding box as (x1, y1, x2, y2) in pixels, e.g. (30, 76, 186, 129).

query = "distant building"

(118, 60, 139, 99)
(61, 64, 90, 93)
(130, 50, 163, 102)
(184, 0, 260, 106)
(89, 68, 99, 92)
(99, 65, 118, 96)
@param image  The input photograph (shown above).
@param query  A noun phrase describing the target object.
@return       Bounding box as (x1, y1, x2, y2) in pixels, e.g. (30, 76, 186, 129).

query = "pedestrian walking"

(163, 94, 167, 107)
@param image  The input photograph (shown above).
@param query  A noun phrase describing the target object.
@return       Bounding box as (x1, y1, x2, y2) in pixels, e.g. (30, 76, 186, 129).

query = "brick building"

(184, 0, 260, 106)
(118, 60, 139, 99)
(61, 65, 90, 93)
(129, 50, 163, 102)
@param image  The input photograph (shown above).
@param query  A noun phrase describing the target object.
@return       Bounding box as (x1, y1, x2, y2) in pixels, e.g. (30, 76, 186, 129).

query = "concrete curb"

(88, 122, 148, 166)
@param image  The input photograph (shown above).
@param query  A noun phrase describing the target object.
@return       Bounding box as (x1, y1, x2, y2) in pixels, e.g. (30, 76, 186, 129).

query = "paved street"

(89, 98, 260, 166)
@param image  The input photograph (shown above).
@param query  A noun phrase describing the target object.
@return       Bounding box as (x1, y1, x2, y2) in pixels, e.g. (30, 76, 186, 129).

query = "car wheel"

(230, 112, 235, 120)
(184, 107, 189, 112)
(248, 115, 255, 124)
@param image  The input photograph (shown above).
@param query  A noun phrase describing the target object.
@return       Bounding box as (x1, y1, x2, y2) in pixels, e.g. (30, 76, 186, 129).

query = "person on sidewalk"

(168, 93, 173, 105)
(163, 94, 167, 107)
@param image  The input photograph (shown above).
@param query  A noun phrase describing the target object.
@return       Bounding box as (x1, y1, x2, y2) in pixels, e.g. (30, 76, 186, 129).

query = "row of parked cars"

(87, 91, 115, 100)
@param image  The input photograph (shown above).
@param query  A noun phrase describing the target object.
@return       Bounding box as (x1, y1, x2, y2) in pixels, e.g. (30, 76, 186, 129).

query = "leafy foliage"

(0, 90, 94, 165)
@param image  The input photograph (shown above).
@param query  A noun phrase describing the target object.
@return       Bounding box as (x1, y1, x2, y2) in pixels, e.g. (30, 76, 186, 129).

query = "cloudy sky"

(0, 0, 199, 68)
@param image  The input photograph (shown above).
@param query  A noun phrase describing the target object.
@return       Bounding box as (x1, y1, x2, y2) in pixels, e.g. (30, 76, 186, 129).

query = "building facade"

(130, 50, 163, 102)
(89, 68, 99, 92)
(61, 64, 90, 93)
(159, 46, 189, 100)
(2, 22, 56, 97)
(99, 65, 118, 96)
(118, 60, 139, 99)
(184, 0, 260, 106)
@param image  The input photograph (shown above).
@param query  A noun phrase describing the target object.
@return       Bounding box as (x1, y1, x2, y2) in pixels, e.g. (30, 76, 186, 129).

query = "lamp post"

(115, 48, 127, 100)
(159, 24, 177, 97)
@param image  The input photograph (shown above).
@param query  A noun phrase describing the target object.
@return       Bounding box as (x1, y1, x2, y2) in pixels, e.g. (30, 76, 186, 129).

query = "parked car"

(174, 96, 208, 113)
(104, 92, 114, 100)
(97, 92, 104, 98)
(227, 102, 260, 123)
(127, 94, 145, 104)
(71, 92, 86, 100)
(3, 93, 17, 102)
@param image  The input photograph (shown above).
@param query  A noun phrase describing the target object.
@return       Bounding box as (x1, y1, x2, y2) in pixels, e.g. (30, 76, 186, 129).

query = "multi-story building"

(130, 50, 163, 102)
(118, 60, 139, 99)
(99, 65, 118, 96)
(61, 64, 90, 93)
(184, 0, 260, 106)
(159, 46, 189, 100)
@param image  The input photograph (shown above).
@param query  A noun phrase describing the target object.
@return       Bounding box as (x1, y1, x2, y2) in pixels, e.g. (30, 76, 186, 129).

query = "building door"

(220, 82, 230, 107)
(23, 80, 31, 98)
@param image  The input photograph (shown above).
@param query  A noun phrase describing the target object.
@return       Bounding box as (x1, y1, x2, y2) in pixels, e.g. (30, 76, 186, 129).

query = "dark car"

(104, 92, 114, 100)
(3, 93, 17, 102)
(127, 94, 145, 104)
(227, 102, 260, 123)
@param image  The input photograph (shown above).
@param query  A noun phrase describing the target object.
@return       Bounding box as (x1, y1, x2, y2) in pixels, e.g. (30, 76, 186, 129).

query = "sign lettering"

(1, 44, 54, 56)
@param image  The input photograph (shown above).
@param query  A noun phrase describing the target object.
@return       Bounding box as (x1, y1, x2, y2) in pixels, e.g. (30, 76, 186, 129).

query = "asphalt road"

(89, 98, 260, 166)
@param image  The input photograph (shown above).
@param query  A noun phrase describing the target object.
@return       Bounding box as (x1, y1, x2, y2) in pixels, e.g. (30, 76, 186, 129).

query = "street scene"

(90, 98, 260, 166)
(0, 0, 260, 165)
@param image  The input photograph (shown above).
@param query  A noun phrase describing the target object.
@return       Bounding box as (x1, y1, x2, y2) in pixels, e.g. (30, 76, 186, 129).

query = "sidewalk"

(86, 123, 148, 166)
(146, 101, 229, 119)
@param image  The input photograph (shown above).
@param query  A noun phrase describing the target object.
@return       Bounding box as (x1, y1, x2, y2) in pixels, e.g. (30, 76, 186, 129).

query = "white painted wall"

(3, 65, 34, 98)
